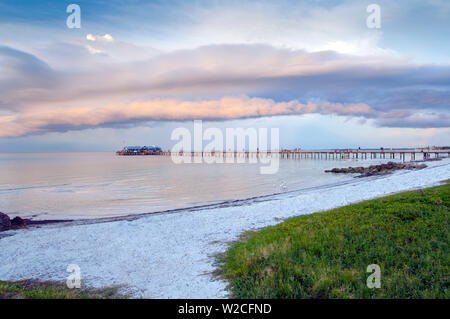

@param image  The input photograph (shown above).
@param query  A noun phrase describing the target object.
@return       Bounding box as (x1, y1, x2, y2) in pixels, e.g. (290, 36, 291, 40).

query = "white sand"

(0, 159, 449, 298)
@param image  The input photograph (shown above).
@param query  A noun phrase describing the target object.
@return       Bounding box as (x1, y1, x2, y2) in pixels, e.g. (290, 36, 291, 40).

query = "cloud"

(376, 112, 450, 128)
(86, 34, 114, 43)
(84, 34, 114, 55)
(22, 35, 161, 71)
(0, 43, 449, 137)
(86, 45, 105, 55)
(0, 96, 375, 137)
(2, 94, 447, 138)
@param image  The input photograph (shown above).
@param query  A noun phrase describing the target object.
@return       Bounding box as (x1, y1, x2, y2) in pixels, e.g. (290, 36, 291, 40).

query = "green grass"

(217, 183, 450, 298)
(0, 279, 126, 299)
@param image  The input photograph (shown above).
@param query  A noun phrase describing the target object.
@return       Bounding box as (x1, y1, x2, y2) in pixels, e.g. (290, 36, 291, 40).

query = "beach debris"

(325, 162, 427, 178)
(0, 212, 11, 231)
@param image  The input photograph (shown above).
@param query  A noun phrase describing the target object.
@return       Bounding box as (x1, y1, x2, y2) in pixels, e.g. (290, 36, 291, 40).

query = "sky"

(0, 0, 449, 151)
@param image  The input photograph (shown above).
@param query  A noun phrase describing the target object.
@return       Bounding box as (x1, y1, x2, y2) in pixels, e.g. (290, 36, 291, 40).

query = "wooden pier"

(117, 149, 450, 161)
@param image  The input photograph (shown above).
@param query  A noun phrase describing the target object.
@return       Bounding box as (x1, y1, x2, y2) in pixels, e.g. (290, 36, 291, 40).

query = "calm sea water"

(0, 152, 393, 220)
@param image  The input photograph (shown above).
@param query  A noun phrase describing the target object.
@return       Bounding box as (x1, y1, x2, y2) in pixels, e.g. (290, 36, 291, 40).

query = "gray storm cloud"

(0, 43, 449, 137)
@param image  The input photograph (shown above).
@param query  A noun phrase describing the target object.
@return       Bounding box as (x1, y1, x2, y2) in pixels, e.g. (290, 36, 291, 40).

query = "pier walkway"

(117, 149, 450, 161)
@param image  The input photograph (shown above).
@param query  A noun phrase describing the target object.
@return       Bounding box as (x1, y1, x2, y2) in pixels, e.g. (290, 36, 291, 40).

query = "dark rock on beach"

(0, 212, 11, 231)
(11, 216, 31, 229)
(0, 214, 37, 231)
(0, 213, 72, 232)
(325, 161, 427, 178)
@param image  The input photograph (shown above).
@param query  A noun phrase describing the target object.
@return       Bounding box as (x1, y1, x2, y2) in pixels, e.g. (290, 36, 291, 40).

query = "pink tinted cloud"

(0, 96, 374, 137)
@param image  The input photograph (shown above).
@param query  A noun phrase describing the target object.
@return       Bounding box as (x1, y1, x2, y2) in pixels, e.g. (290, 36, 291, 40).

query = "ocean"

(0, 152, 395, 220)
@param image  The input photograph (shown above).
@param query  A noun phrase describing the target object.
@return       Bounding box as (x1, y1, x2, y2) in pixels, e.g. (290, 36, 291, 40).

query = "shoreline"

(2, 157, 443, 226)
(0, 159, 449, 298)
(0, 177, 381, 229)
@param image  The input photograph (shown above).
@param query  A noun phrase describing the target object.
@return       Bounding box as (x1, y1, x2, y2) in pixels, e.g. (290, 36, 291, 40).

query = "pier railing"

(116, 149, 450, 161)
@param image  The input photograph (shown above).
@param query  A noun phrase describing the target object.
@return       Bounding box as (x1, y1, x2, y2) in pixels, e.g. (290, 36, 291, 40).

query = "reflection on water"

(0, 152, 394, 220)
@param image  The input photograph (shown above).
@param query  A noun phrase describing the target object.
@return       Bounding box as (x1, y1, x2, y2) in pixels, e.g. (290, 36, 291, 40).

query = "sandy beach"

(0, 159, 449, 298)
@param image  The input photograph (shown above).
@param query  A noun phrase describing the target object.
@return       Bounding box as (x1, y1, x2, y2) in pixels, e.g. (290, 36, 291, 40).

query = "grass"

(0, 279, 126, 299)
(217, 183, 450, 298)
